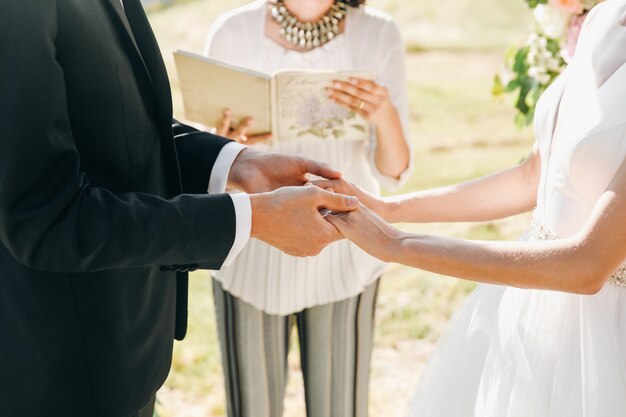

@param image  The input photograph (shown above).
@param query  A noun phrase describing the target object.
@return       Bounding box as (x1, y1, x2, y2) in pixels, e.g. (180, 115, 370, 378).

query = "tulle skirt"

(407, 282, 626, 417)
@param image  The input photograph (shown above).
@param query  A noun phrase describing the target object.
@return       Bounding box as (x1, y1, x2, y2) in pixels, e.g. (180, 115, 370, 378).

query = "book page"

(273, 70, 375, 143)
(174, 51, 272, 135)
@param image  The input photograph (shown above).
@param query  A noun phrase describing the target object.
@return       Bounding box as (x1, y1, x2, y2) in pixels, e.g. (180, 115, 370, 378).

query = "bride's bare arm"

(385, 145, 541, 223)
(315, 145, 541, 223)
(325, 156, 626, 295)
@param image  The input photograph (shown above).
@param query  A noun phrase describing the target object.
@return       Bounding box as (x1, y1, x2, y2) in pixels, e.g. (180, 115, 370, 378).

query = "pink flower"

(562, 13, 587, 61)
(549, 0, 584, 14)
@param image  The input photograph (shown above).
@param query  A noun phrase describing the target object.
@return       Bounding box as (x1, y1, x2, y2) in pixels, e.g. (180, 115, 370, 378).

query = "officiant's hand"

(217, 108, 272, 145)
(228, 148, 342, 193)
(250, 186, 358, 257)
(327, 78, 398, 126)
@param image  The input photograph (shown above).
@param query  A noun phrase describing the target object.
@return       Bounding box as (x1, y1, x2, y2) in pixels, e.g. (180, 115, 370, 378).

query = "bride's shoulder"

(567, 2, 624, 78)
(568, 1, 626, 137)
(585, 0, 626, 29)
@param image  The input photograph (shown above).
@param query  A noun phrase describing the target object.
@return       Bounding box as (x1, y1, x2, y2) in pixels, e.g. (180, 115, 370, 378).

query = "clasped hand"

(227, 148, 360, 257)
(228, 150, 404, 260)
(313, 178, 406, 263)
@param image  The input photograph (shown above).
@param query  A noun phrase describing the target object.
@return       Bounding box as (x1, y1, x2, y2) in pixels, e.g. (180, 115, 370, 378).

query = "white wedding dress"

(408, 2, 626, 416)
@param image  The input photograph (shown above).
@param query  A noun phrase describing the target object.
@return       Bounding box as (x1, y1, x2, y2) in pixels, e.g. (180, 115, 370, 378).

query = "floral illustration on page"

(291, 95, 367, 140)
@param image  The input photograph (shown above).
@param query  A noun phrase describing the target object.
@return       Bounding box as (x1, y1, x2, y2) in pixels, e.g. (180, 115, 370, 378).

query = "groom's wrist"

(227, 147, 257, 192)
(249, 192, 272, 241)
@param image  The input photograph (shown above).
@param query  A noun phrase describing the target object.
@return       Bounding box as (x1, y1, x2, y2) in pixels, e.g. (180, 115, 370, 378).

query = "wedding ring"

(358, 100, 364, 110)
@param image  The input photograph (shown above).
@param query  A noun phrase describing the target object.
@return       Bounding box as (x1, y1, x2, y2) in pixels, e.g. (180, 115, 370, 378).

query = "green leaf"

(329, 118, 342, 128)
(546, 37, 562, 54)
(492, 75, 505, 97)
(504, 79, 520, 93)
(512, 47, 530, 74)
(333, 129, 346, 139)
(526, 107, 536, 124)
(504, 45, 519, 65)
(514, 112, 528, 129)
(350, 124, 366, 132)
(525, 0, 547, 8)
(515, 85, 531, 115)
(309, 128, 325, 138)
(527, 86, 543, 107)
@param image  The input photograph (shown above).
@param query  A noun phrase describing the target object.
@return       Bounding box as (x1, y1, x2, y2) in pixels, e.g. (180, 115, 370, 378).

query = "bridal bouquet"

(493, 0, 603, 127)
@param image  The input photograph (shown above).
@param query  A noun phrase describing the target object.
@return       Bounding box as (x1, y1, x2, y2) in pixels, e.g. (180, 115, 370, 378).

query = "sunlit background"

(144, 1, 535, 415)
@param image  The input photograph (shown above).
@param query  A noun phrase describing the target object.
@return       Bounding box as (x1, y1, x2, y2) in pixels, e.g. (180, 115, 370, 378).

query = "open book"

(174, 50, 375, 142)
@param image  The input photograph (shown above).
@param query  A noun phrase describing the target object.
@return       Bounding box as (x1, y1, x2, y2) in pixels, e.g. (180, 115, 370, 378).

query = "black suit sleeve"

(0, 1, 235, 272)
(172, 120, 238, 194)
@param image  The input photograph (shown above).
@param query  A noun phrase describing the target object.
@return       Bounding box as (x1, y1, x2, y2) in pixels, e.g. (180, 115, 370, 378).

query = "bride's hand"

(324, 204, 405, 262)
(312, 178, 388, 218)
(216, 108, 273, 145)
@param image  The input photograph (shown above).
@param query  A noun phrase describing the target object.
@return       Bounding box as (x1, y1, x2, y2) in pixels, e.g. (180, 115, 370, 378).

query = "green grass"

(147, 1, 537, 416)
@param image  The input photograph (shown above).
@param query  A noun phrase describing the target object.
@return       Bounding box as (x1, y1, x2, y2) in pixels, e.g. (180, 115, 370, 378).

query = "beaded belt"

(526, 217, 626, 288)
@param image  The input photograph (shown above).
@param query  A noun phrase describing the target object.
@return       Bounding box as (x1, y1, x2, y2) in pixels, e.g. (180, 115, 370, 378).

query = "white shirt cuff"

(222, 193, 251, 266)
(208, 142, 250, 266)
(208, 142, 247, 194)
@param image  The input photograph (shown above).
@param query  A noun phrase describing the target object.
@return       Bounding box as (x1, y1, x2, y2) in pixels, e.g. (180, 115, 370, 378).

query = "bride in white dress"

(315, 1, 626, 415)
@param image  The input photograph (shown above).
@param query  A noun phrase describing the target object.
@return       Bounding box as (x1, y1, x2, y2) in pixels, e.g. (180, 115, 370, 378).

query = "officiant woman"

(203, 1, 411, 416)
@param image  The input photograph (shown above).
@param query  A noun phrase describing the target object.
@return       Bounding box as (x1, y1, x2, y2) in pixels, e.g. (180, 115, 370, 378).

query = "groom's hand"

(228, 148, 342, 193)
(249, 186, 358, 257)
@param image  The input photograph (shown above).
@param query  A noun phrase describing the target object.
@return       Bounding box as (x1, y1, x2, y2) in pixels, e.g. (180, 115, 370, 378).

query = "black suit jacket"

(0, 0, 237, 415)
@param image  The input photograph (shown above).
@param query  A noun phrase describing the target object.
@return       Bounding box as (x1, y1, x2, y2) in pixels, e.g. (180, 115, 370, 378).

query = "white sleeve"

(368, 20, 413, 191)
(208, 142, 246, 194)
(221, 193, 251, 266)
(208, 142, 251, 266)
(203, 16, 233, 61)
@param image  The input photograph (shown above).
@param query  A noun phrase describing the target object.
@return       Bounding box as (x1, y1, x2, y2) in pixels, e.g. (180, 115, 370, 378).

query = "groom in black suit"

(0, 1, 358, 416)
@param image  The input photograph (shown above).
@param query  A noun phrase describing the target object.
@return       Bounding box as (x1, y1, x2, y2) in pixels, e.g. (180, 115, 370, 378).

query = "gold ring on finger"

(358, 100, 365, 110)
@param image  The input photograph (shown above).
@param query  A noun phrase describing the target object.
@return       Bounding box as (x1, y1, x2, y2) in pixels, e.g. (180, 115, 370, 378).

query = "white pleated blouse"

(204, 0, 412, 315)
